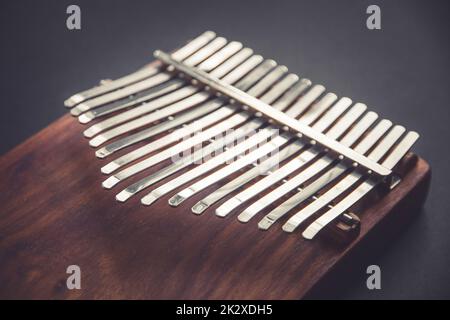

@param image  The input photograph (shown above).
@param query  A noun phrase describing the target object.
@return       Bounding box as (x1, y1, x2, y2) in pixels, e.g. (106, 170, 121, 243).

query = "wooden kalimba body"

(0, 31, 430, 299)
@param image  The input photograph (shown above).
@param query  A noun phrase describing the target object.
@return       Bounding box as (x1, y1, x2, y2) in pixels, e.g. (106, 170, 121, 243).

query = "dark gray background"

(1, 0, 449, 299)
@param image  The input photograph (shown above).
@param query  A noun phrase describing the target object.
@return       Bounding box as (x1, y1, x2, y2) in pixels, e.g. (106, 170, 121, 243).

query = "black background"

(1, 0, 449, 299)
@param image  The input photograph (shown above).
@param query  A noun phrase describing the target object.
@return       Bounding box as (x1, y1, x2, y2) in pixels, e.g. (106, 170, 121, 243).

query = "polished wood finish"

(0, 115, 430, 299)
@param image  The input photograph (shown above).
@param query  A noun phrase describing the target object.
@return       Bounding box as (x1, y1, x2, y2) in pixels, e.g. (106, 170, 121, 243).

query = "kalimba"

(0, 31, 431, 299)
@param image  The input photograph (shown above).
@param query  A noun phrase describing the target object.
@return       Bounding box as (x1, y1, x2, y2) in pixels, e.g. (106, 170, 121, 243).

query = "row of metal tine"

(65, 31, 419, 240)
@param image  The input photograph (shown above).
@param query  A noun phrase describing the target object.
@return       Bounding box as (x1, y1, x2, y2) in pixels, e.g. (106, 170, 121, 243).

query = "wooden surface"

(0, 114, 431, 299)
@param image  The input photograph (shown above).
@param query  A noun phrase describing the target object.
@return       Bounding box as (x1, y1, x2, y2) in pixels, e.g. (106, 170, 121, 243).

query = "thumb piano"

(0, 31, 430, 299)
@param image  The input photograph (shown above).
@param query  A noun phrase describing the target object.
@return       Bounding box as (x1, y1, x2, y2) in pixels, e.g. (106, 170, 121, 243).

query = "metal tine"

(84, 41, 244, 139)
(64, 31, 216, 108)
(95, 52, 262, 159)
(301, 128, 415, 240)
(191, 100, 365, 215)
(70, 36, 228, 117)
(90, 54, 271, 148)
(258, 110, 378, 230)
(115, 79, 311, 202)
(138, 78, 315, 207)
(102, 63, 290, 190)
(100, 59, 278, 173)
(282, 119, 396, 233)
(214, 97, 351, 218)
(169, 91, 340, 207)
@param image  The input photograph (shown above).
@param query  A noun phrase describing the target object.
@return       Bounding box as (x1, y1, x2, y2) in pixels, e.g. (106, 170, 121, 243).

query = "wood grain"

(0, 114, 431, 299)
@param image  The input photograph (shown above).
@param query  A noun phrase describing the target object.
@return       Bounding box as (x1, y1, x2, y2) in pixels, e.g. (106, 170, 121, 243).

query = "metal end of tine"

(102, 175, 120, 189)
(141, 193, 158, 206)
(116, 189, 133, 203)
(65, 94, 84, 108)
(79, 112, 95, 124)
(192, 202, 209, 215)
(258, 217, 274, 230)
(101, 162, 120, 175)
(168, 194, 185, 207)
